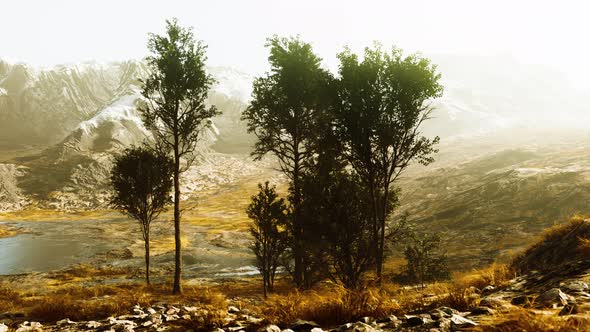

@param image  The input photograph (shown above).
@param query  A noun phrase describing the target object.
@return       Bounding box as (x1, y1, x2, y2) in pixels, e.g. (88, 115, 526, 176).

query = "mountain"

(0, 60, 258, 210)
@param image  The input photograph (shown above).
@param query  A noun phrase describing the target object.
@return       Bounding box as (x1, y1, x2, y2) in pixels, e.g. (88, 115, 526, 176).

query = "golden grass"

(511, 214, 590, 273)
(475, 308, 590, 332)
(454, 263, 515, 290)
(0, 209, 115, 222)
(259, 283, 401, 327)
(0, 281, 229, 323)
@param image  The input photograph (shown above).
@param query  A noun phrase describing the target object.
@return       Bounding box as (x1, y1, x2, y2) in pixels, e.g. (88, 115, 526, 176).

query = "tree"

(140, 18, 220, 294)
(242, 36, 332, 288)
(335, 44, 443, 282)
(399, 232, 450, 288)
(302, 169, 375, 289)
(110, 147, 173, 285)
(247, 182, 288, 298)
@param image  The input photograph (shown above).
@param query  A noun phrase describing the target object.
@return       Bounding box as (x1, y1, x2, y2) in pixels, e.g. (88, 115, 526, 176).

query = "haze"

(3, 0, 590, 86)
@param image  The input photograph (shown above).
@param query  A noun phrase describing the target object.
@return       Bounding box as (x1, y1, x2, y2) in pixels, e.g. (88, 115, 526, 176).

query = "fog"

(2, 0, 589, 133)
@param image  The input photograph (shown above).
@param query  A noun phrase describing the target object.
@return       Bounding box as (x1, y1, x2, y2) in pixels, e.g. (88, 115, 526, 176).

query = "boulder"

(537, 288, 571, 307)
(0, 323, 7, 332)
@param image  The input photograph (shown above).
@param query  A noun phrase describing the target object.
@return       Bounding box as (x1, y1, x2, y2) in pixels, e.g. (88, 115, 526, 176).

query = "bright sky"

(2, 0, 589, 82)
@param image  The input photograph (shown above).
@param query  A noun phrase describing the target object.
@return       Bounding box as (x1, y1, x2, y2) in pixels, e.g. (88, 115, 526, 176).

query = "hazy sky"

(3, 0, 589, 82)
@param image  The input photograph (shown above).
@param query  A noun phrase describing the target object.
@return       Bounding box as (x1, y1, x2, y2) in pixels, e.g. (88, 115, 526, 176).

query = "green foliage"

(399, 232, 450, 287)
(335, 43, 443, 279)
(140, 18, 221, 294)
(109, 147, 173, 230)
(242, 36, 334, 288)
(305, 170, 375, 289)
(109, 146, 173, 284)
(247, 182, 289, 297)
(141, 18, 220, 160)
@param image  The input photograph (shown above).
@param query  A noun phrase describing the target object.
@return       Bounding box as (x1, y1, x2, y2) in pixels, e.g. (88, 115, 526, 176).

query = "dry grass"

(259, 283, 400, 327)
(475, 308, 590, 332)
(0, 280, 229, 323)
(454, 263, 515, 290)
(511, 214, 590, 273)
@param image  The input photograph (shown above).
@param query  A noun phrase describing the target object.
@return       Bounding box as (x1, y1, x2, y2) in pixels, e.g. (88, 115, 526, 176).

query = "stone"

(183, 306, 198, 313)
(310, 328, 324, 332)
(562, 281, 589, 293)
(404, 315, 433, 327)
(165, 306, 180, 315)
(479, 295, 505, 308)
(537, 288, 571, 307)
(0, 324, 7, 332)
(449, 314, 477, 329)
(258, 325, 281, 332)
(481, 285, 495, 295)
(290, 319, 320, 331)
(56, 318, 76, 326)
(337, 322, 376, 332)
(146, 308, 157, 315)
(511, 295, 533, 306)
(228, 306, 241, 314)
(468, 306, 495, 316)
(86, 321, 101, 328)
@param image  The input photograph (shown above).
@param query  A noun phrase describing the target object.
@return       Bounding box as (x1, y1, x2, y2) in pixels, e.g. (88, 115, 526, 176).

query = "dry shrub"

(455, 263, 515, 290)
(511, 214, 590, 273)
(53, 264, 135, 280)
(0, 284, 23, 311)
(260, 284, 400, 327)
(28, 284, 152, 322)
(475, 308, 590, 332)
(183, 286, 228, 309)
(427, 284, 479, 311)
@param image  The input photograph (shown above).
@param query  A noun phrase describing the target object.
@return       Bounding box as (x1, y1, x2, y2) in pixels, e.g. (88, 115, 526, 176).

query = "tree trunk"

(172, 140, 182, 295)
(145, 232, 150, 285)
(376, 185, 390, 285)
(368, 178, 381, 281)
(292, 157, 303, 288)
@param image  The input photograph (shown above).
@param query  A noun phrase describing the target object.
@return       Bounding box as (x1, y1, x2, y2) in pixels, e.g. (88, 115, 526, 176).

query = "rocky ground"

(4, 264, 590, 332)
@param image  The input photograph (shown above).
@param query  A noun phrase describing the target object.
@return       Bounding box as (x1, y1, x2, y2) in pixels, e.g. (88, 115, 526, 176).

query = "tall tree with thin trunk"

(140, 18, 220, 294)
(335, 44, 443, 283)
(110, 147, 173, 285)
(242, 36, 332, 288)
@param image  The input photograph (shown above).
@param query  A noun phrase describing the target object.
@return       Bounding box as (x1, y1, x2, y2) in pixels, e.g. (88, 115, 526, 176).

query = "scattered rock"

(258, 325, 281, 332)
(450, 314, 478, 329)
(290, 319, 320, 331)
(481, 285, 495, 295)
(0, 323, 7, 332)
(228, 306, 241, 314)
(479, 295, 505, 308)
(511, 295, 534, 306)
(468, 306, 495, 316)
(562, 281, 589, 293)
(336, 322, 376, 332)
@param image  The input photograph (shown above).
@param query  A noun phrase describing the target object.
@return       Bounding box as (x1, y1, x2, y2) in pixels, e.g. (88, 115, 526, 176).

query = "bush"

(396, 232, 450, 287)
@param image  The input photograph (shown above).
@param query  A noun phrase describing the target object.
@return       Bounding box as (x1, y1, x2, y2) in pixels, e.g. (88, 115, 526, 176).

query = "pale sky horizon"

(2, 0, 589, 86)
